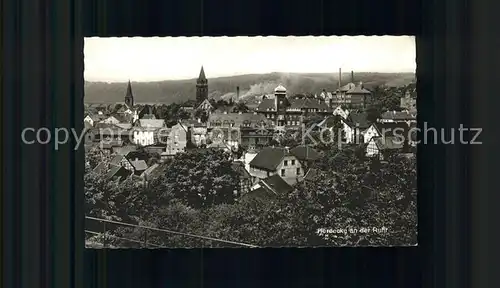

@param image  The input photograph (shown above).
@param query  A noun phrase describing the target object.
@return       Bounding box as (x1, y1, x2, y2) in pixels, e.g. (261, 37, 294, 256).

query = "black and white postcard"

(83, 36, 417, 248)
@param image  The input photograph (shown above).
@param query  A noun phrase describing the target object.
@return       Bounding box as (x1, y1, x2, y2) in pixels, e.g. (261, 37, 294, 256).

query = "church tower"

(196, 66, 208, 103)
(274, 84, 288, 126)
(124, 80, 134, 108)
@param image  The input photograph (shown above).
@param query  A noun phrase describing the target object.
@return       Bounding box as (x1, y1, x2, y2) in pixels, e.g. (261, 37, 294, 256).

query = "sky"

(84, 36, 415, 82)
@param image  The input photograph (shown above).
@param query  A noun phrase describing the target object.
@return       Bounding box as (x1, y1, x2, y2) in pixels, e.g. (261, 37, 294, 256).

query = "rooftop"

(274, 84, 286, 93)
(249, 147, 291, 171)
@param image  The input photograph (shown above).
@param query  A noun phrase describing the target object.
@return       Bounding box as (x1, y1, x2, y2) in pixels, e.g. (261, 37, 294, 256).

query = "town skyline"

(84, 36, 416, 82)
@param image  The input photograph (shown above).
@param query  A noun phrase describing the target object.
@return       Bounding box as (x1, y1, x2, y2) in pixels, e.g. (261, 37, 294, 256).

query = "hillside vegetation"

(84, 72, 415, 105)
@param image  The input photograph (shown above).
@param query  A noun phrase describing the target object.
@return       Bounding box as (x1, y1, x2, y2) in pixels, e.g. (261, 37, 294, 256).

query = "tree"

(85, 146, 110, 172)
(371, 85, 401, 111)
(160, 103, 191, 127)
(286, 149, 417, 246)
(365, 103, 383, 123)
(149, 148, 240, 209)
(278, 130, 302, 147)
(194, 109, 209, 123)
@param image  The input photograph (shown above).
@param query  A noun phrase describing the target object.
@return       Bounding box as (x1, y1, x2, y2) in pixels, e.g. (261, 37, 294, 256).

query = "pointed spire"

(126, 80, 133, 97)
(125, 79, 134, 107)
(198, 66, 206, 81)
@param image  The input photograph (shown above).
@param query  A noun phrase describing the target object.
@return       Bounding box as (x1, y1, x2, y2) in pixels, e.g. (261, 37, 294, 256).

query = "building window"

(281, 169, 285, 176)
(284, 160, 288, 166)
(292, 160, 295, 165)
(296, 168, 301, 175)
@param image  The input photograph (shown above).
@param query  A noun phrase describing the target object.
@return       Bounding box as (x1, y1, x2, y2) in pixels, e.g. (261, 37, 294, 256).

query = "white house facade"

(365, 138, 380, 157)
(332, 106, 349, 119)
(361, 124, 380, 143)
(133, 130, 155, 146)
(102, 116, 121, 125)
(84, 115, 94, 127)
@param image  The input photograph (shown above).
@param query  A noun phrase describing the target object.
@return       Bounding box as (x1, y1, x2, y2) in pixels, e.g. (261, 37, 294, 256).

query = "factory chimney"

(236, 86, 240, 101)
(338, 68, 342, 89)
(351, 71, 354, 83)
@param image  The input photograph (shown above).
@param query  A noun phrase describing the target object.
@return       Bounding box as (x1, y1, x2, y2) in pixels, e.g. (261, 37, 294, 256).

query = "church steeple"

(196, 66, 208, 103)
(198, 66, 207, 83)
(125, 80, 134, 108)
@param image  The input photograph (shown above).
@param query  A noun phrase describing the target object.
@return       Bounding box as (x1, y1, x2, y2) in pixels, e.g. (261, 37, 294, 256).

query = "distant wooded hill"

(84, 72, 416, 105)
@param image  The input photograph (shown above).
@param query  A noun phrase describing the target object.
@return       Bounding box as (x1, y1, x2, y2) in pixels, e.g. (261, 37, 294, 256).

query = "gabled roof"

(125, 151, 150, 162)
(110, 154, 126, 165)
(116, 105, 131, 113)
(256, 99, 276, 111)
(290, 145, 321, 162)
(231, 161, 251, 179)
(106, 164, 132, 180)
(346, 84, 371, 94)
(303, 168, 321, 182)
(197, 99, 213, 110)
(259, 174, 293, 195)
(249, 147, 291, 171)
(141, 163, 159, 179)
(130, 159, 148, 171)
(304, 168, 338, 183)
(114, 123, 132, 129)
(105, 114, 129, 123)
(336, 82, 356, 92)
(114, 145, 137, 156)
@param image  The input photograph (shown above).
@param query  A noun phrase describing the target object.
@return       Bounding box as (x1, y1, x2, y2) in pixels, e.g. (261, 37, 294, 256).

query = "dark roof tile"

(256, 99, 276, 111)
(260, 174, 293, 195)
(290, 145, 321, 162)
(249, 147, 289, 171)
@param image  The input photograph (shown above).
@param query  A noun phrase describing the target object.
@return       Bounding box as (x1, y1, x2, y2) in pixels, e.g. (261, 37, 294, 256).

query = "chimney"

(351, 71, 354, 83)
(236, 86, 240, 100)
(338, 68, 342, 88)
(284, 146, 290, 153)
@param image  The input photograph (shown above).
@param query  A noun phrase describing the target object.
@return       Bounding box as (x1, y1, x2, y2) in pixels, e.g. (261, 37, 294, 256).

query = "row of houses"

(85, 78, 417, 201)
